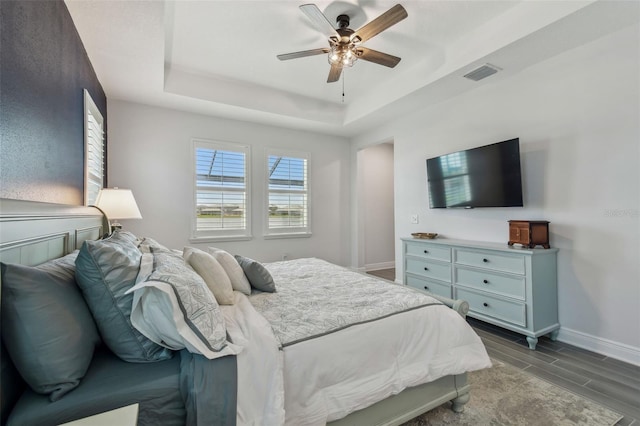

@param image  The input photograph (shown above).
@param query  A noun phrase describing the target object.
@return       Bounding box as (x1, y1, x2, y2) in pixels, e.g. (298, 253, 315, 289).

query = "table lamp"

(94, 187, 142, 233)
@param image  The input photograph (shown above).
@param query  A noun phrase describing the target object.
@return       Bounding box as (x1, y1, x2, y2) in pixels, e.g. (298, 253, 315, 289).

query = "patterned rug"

(403, 358, 623, 426)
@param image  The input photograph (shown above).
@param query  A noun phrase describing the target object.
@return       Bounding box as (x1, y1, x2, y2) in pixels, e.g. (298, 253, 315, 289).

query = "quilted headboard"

(0, 198, 106, 424)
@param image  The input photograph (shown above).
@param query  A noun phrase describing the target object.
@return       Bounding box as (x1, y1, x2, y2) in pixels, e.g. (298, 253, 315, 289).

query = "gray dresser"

(402, 237, 559, 349)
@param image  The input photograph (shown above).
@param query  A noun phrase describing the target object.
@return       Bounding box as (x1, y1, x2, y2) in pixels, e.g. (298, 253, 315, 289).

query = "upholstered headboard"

(0, 198, 106, 424)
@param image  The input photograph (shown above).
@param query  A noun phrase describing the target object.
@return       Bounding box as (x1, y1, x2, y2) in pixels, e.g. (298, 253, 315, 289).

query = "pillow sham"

(137, 236, 176, 255)
(110, 229, 140, 245)
(34, 249, 79, 280)
(234, 255, 277, 293)
(208, 248, 252, 295)
(1, 256, 100, 402)
(184, 247, 234, 305)
(75, 235, 173, 363)
(127, 250, 239, 359)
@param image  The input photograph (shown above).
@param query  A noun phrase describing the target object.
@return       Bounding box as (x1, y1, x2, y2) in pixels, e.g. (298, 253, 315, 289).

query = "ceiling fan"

(277, 3, 408, 83)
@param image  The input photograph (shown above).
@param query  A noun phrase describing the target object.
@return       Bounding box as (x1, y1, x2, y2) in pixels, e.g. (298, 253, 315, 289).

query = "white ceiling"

(64, 0, 639, 137)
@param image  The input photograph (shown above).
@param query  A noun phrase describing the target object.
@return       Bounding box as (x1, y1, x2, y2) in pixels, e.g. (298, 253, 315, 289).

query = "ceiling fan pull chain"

(342, 71, 345, 103)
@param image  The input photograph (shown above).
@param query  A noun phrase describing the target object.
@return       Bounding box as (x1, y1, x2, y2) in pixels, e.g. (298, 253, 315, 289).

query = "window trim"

(83, 89, 104, 206)
(191, 138, 252, 242)
(264, 148, 311, 238)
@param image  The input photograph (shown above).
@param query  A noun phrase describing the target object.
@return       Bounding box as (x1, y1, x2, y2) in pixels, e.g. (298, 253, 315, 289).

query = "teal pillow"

(75, 235, 173, 363)
(1, 257, 100, 401)
(234, 255, 276, 293)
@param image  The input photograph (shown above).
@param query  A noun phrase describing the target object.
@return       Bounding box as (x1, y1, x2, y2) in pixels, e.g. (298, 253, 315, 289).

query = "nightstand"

(59, 404, 139, 426)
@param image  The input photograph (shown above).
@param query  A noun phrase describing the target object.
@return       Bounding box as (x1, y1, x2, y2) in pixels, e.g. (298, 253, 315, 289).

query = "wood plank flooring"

(367, 268, 640, 425)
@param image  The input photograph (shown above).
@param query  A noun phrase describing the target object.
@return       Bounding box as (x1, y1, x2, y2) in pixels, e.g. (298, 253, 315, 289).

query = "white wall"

(357, 143, 395, 271)
(352, 25, 640, 364)
(107, 100, 352, 266)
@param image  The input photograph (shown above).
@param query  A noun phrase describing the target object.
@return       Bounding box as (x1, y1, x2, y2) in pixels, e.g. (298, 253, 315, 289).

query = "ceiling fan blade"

(327, 64, 342, 83)
(277, 48, 330, 61)
(352, 4, 407, 44)
(357, 47, 401, 68)
(300, 4, 340, 39)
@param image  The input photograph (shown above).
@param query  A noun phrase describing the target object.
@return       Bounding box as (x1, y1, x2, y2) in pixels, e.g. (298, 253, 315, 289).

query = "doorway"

(357, 142, 395, 279)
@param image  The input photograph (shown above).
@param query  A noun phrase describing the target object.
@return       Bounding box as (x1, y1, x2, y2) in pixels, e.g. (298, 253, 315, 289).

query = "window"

(265, 149, 310, 237)
(192, 139, 251, 241)
(84, 89, 104, 206)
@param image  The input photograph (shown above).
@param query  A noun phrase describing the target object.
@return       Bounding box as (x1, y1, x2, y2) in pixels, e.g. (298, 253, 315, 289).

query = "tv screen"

(426, 138, 523, 208)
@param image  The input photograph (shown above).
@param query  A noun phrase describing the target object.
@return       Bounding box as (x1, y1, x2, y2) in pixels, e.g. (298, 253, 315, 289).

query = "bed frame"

(0, 198, 471, 426)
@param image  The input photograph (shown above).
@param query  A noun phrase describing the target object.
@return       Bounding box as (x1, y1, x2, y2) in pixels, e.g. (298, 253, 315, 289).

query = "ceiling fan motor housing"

(336, 14, 350, 29)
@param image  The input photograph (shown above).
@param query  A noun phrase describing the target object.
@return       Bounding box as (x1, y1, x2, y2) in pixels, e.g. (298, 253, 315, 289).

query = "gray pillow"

(111, 229, 140, 245)
(234, 255, 276, 292)
(1, 259, 100, 402)
(75, 235, 173, 363)
(34, 249, 79, 281)
(138, 236, 175, 255)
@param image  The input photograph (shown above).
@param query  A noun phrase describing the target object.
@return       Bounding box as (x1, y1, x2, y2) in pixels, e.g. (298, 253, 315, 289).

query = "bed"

(0, 198, 491, 426)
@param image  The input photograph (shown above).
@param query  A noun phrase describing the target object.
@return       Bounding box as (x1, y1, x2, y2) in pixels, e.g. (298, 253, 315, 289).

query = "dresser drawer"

(455, 267, 525, 300)
(454, 249, 525, 275)
(405, 241, 451, 262)
(455, 288, 526, 327)
(406, 258, 451, 282)
(406, 275, 452, 299)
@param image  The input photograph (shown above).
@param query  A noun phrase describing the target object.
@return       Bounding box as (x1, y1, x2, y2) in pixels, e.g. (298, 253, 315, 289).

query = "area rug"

(403, 359, 623, 426)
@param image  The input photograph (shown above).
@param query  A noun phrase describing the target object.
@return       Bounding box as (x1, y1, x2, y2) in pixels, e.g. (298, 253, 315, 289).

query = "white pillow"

(208, 247, 252, 295)
(126, 251, 240, 359)
(184, 247, 234, 305)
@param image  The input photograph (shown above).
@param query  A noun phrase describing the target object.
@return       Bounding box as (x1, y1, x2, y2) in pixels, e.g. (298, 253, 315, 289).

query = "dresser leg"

(526, 336, 538, 350)
(549, 330, 559, 341)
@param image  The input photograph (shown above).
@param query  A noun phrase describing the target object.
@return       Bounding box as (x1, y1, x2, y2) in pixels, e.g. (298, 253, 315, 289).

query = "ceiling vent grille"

(463, 64, 501, 81)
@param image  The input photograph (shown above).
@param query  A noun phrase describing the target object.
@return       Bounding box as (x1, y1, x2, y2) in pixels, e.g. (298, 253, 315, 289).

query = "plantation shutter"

(192, 139, 251, 240)
(266, 150, 310, 236)
(84, 89, 104, 206)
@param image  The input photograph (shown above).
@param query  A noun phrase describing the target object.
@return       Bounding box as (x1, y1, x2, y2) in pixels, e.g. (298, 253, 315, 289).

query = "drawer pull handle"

(483, 279, 489, 284)
(483, 302, 489, 307)
(483, 258, 489, 263)
(424, 250, 429, 254)
(424, 286, 429, 290)
(424, 267, 429, 271)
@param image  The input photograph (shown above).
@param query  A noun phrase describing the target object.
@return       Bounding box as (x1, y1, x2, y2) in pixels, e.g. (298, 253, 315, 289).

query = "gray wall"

(352, 24, 640, 364)
(0, 0, 106, 205)
(107, 100, 352, 266)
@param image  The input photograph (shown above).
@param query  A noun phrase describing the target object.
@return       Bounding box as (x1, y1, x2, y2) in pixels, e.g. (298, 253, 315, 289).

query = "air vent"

(463, 64, 501, 81)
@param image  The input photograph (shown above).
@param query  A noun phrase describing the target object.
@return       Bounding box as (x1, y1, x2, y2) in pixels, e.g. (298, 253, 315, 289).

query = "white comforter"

(222, 258, 492, 426)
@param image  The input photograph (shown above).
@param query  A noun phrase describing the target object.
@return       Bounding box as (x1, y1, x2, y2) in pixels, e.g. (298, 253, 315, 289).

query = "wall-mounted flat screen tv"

(426, 138, 523, 208)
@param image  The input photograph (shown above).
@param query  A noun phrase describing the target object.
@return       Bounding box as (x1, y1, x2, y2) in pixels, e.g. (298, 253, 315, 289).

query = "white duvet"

(220, 258, 491, 426)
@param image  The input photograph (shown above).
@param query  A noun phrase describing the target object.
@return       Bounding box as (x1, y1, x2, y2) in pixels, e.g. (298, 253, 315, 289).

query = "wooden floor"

(367, 268, 640, 426)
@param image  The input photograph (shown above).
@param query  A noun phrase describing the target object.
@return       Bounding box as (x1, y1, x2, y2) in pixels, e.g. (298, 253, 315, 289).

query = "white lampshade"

(94, 188, 142, 221)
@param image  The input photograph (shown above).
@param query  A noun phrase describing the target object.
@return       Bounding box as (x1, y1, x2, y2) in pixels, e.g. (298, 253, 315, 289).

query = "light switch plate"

(411, 214, 419, 224)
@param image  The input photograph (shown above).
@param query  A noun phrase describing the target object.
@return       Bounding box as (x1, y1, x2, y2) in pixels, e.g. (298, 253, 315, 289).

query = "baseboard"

(557, 327, 640, 367)
(365, 261, 395, 272)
